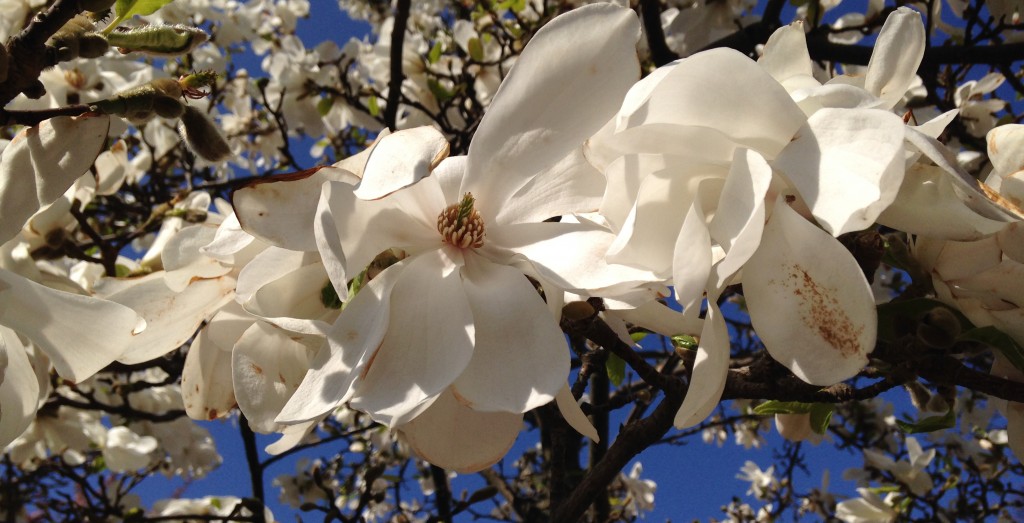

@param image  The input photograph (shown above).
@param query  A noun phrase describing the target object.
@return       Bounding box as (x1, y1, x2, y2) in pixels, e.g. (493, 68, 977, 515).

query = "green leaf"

(606, 353, 626, 387)
(467, 37, 484, 62)
(959, 326, 1024, 374)
(427, 41, 443, 64)
(876, 298, 972, 342)
(896, 408, 955, 434)
(808, 403, 834, 434)
(345, 269, 368, 306)
(752, 400, 815, 416)
(367, 95, 380, 117)
(427, 78, 453, 103)
(114, 264, 132, 278)
(630, 331, 648, 343)
(105, 0, 175, 33)
(316, 96, 335, 117)
(672, 334, 698, 349)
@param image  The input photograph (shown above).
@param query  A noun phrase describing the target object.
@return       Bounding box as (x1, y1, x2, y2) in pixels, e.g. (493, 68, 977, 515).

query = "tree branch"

(0, 0, 85, 107)
(384, 0, 411, 130)
(638, 0, 678, 67)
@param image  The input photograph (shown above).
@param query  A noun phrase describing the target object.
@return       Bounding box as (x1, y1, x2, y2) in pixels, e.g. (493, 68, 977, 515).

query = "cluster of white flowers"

(1, 0, 1024, 520)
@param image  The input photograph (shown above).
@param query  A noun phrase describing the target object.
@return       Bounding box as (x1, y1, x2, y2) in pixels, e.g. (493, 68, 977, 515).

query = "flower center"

(437, 193, 485, 249)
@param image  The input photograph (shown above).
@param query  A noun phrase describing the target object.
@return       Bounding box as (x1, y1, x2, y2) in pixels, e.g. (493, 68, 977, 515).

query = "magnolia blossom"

(835, 488, 898, 523)
(863, 437, 935, 496)
(275, 3, 649, 471)
(587, 8, 935, 429)
(103, 426, 158, 473)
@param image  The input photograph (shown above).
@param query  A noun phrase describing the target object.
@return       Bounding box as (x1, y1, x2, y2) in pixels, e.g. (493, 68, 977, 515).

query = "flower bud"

(106, 25, 209, 57)
(916, 306, 961, 349)
(904, 381, 932, 411)
(178, 105, 231, 162)
(47, 15, 109, 61)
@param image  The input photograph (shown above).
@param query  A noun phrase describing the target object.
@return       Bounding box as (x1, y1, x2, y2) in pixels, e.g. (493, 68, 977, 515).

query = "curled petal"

(773, 108, 906, 236)
(674, 301, 729, 428)
(0, 327, 40, 447)
(865, 7, 925, 108)
(355, 127, 449, 200)
(463, 3, 641, 219)
(0, 115, 110, 244)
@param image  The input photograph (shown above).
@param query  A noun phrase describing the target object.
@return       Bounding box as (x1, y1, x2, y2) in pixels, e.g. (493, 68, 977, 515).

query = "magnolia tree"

(1, 0, 1024, 521)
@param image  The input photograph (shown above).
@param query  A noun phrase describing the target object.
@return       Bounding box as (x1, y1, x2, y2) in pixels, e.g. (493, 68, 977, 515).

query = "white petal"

(607, 163, 727, 275)
(878, 163, 1007, 240)
(672, 183, 713, 313)
(709, 149, 773, 287)
(399, 388, 522, 473)
(0, 268, 139, 382)
(275, 258, 409, 424)
(181, 309, 249, 421)
(988, 124, 1024, 179)
(744, 201, 875, 385)
(354, 127, 449, 200)
(907, 127, 1023, 221)
(451, 254, 568, 413)
(246, 261, 332, 322)
(234, 165, 359, 252)
(865, 7, 925, 108)
(613, 299, 703, 338)
(233, 321, 316, 433)
(236, 247, 316, 304)
(316, 178, 444, 287)
(493, 146, 606, 226)
(492, 222, 661, 295)
(265, 419, 320, 455)
(617, 48, 805, 159)
(200, 213, 257, 263)
(111, 273, 235, 365)
(0, 326, 40, 447)
(0, 115, 110, 244)
(674, 301, 729, 428)
(462, 4, 640, 218)
(350, 248, 475, 426)
(773, 108, 906, 236)
(555, 384, 598, 442)
(162, 224, 232, 292)
(758, 22, 815, 87)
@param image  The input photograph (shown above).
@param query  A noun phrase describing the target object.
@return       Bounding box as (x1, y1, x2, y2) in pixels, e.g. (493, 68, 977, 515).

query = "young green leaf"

(606, 353, 626, 386)
(896, 408, 956, 434)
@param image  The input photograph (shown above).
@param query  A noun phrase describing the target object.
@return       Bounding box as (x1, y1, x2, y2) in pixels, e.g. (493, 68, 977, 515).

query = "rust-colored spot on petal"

(785, 264, 863, 357)
(251, 363, 263, 375)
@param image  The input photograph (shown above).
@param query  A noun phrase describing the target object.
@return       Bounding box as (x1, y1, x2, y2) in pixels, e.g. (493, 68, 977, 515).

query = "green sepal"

(606, 353, 626, 387)
(895, 407, 956, 434)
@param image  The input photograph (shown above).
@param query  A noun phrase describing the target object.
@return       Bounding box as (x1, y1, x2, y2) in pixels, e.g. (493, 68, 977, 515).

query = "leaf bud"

(152, 95, 186, 119)
(916, 306, 961, 349)
(106, 24, 209, 57)
(178, 105, 231, 162)
(904, 381, 932, 411)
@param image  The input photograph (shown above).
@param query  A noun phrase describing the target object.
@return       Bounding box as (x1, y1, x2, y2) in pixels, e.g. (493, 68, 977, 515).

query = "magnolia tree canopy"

(0, 0, 1024, 521)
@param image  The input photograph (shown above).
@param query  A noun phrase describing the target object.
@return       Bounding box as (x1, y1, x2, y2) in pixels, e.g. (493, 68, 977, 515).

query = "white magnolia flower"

(276, 3, 646, 471)
(863, 437, 935, 496)
(835, 488, 897, 523)
(103, 426, 158, 473)
(737, 461, 777, 499)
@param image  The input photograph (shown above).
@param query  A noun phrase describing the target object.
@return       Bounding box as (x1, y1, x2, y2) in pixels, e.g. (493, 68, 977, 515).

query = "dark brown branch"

(0, 104, 91, 126)
(638, 0, 678, 67)
(552, 379, 683, 522)
(0, 0, 85, 107)
(429, 465, 453, 523)
(383, 0, 410, 130)
(918, 355, 1024, 403)
(239, 416, 267, 523)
